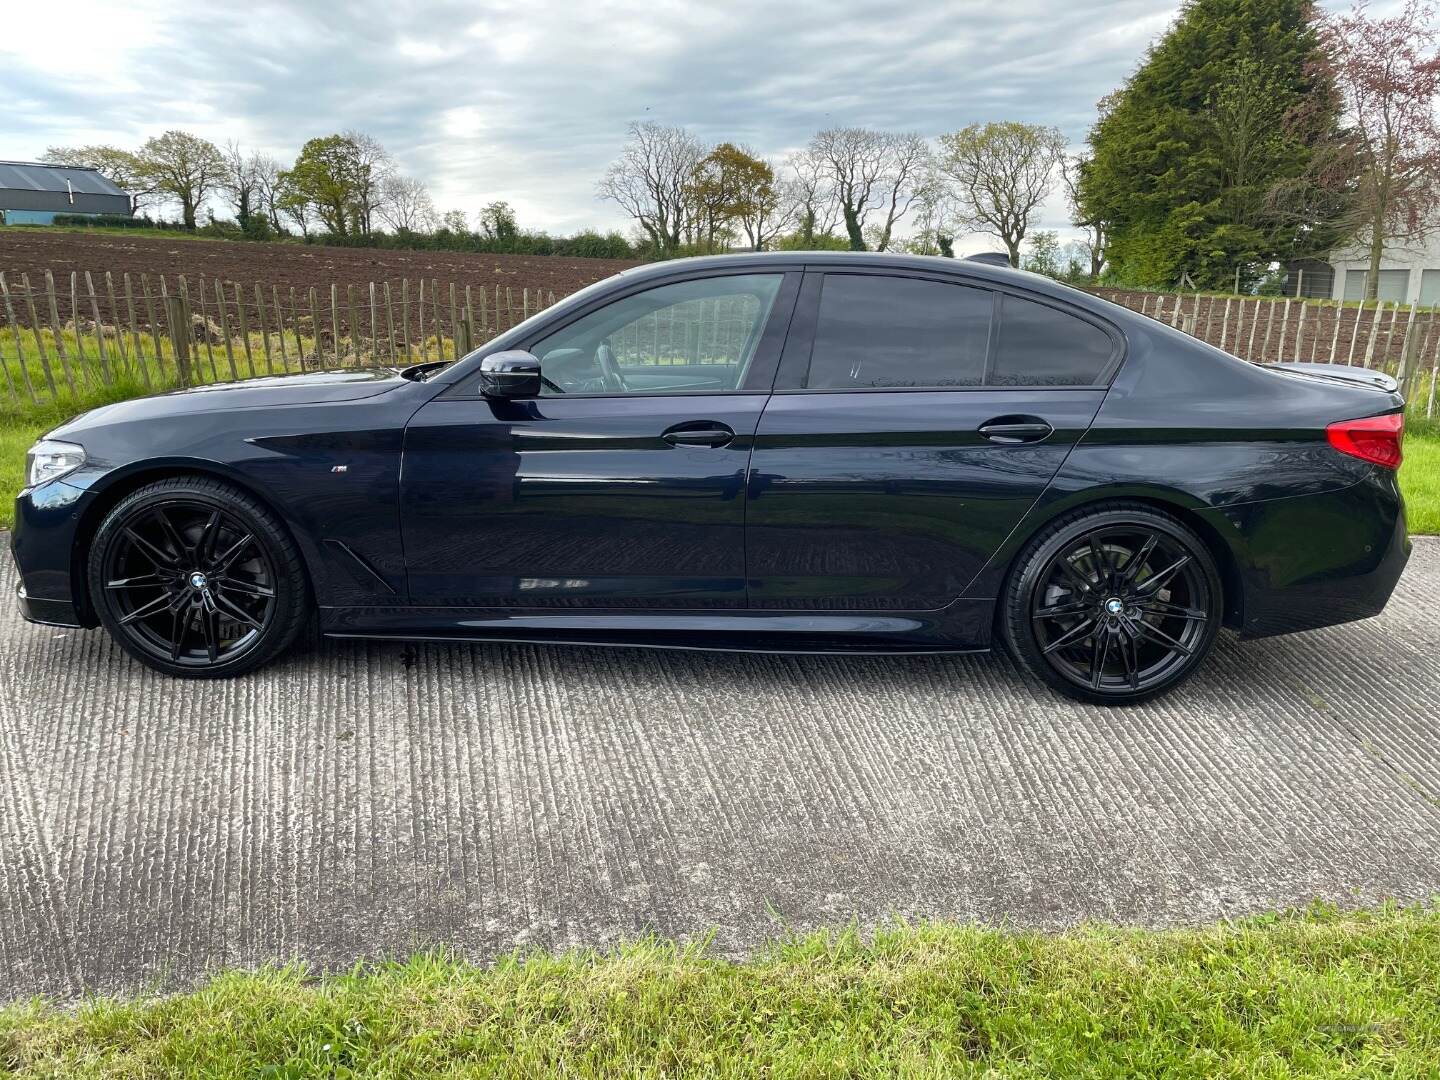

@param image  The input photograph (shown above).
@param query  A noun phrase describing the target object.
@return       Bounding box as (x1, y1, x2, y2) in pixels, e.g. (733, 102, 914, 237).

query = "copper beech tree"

(1322, 0, 1440, 299)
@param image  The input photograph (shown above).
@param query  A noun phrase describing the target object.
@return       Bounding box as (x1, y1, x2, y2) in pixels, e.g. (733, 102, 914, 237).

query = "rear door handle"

(978, 416, 1053, 444)
(663, 421, 735, 448)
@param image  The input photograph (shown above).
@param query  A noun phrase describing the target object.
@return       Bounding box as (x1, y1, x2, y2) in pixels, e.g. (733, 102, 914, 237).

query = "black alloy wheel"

(1002, 504, 1222, 704)
(90, 478, 309, 677)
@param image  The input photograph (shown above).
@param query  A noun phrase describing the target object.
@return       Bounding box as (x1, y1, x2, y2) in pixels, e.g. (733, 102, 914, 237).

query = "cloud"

(0, 0, 1292, 245)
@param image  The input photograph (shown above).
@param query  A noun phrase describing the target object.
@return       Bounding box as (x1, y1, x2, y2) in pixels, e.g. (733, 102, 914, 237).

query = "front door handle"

(663, 421, 735, 448)
(978, 416, 1053, 444)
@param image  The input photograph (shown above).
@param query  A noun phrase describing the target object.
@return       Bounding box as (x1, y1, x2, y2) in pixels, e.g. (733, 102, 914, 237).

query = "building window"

(1343, 268, 1410, 303)
(1421, 270, 1440, 308)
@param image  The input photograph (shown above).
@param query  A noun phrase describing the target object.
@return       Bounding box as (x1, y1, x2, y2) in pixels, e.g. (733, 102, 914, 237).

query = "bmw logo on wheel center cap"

(1104, 597, 1124, 616)
(189, 571, 209, 590)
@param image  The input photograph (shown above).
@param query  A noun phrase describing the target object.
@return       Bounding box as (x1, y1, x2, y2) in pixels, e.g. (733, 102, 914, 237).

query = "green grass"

(1402, 424, 1440, 535)
(1, 906, 1438, 1077)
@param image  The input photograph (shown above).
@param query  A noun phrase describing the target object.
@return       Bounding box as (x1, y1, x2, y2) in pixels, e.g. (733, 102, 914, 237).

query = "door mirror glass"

(479, 350, 542, 398)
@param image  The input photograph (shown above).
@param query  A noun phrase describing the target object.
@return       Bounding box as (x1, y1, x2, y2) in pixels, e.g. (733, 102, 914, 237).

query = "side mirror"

(479, 350, 542, 398)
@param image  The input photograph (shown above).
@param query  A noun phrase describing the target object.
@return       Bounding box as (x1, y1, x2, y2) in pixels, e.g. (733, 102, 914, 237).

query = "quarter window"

(804, 275, 992, 389)
(989, 293, 1114, 386)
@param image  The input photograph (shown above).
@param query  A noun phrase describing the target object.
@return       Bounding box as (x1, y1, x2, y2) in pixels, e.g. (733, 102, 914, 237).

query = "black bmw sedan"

(12, 253, 1410, 703)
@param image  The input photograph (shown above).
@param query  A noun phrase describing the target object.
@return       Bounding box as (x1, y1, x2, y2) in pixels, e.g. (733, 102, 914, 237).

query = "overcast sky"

(0, 0, 1376, 251)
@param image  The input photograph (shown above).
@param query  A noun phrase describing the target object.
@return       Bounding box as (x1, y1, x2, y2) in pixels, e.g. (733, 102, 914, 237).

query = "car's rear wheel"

(1000, 503, 1222, 705)
(88, 477, 310, 677)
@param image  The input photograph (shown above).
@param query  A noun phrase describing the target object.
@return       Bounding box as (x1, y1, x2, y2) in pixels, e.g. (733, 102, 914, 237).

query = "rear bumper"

(1201, 470, 1410, 639)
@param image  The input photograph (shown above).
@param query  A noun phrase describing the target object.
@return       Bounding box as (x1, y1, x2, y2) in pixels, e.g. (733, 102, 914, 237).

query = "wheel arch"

(71, 460, 319, 627)
(980, 486, 1244, 631)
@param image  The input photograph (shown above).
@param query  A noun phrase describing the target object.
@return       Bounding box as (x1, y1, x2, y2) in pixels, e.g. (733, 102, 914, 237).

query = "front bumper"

(11, 480, 96, 630)
(14, 578, 82, 627)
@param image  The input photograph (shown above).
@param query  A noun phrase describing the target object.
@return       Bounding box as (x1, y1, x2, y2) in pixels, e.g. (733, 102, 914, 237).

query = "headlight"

(25, 439, 86, 488)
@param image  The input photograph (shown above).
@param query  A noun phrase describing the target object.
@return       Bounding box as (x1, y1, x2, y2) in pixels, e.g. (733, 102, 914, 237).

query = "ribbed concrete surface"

(2, 539, 1438, 1000)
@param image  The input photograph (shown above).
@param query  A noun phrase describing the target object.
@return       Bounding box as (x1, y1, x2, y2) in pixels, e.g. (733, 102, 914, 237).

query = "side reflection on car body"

(12, 253, 1410, 703)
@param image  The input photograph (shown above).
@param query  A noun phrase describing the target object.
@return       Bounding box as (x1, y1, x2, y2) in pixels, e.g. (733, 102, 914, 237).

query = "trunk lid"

(1264, 362, 1400, 395)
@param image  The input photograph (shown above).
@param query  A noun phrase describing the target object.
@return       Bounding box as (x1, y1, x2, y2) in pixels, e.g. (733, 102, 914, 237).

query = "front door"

(746, 271, 1118, 610)
(401, 271, 796, 608)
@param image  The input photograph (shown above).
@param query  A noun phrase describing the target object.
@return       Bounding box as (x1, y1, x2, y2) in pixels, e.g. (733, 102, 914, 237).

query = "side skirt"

(318, 600, 996, 655)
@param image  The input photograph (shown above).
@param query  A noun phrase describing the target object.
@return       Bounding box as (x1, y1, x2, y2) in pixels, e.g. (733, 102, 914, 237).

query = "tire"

(999, 502, 1222, 705)
(88, 477, 310, 678)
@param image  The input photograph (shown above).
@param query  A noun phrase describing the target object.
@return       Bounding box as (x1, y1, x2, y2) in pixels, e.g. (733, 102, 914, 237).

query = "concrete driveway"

(2, 538, 1438, 1000)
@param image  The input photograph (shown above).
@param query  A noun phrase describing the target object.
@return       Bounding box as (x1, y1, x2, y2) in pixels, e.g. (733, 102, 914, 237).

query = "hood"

(55, 367, 408, 434)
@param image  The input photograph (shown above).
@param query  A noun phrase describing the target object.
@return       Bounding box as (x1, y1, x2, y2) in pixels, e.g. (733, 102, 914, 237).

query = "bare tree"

(135, 130, 226, 228)
(904, 171, 961, 256)
(252, 154, 285, 233)
(737, 157, 793, 251)
(343, 130, 394, 236)
(222, 141, 263, 228)
(871, 133, 931, 252)
(40, 145, 156, 214)
(1061, 153, 1107, 280)
(937, 121, 1067, 266)
(782, 149, 842, 244)
(806, 128, 929, 250)
(598, 121, 705, 254)
(378, 174, 438, 233)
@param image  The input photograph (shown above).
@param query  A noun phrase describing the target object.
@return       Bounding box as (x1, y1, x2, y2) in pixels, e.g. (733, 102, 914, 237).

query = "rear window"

(804, 275, 992, 389)
(989, 294, 1114, 386)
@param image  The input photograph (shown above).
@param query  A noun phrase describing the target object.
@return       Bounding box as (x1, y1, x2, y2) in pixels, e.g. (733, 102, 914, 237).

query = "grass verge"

(1, 906, 1437, 1077)
(1401, 426, 1440, 534)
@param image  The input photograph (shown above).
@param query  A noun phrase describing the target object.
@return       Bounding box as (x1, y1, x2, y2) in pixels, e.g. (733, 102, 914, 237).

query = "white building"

(1327, 232, 1440, 305)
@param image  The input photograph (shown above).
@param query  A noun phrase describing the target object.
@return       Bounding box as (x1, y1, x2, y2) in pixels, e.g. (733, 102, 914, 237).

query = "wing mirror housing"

(479, 350, 542, 398)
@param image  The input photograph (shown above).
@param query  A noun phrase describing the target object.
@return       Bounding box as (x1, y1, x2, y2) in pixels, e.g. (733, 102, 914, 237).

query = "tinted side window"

(990, 294, 1114, 386)
(805, 275, 992, 389)
(532, 274, 783, 395)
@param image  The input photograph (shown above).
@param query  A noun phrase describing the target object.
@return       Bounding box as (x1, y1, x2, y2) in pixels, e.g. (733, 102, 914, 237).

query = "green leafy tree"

(282, 135, 366, 236)
(1079, 0, 1343, 288)
(478, 200, 519, 242)
(134, 131, 226, 228)
(683, 143, 782, 250)
(1022, 231, 1063, 277)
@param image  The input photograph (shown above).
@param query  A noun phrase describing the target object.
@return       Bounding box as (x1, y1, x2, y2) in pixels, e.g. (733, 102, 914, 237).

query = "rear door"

(745, 270, 1118, 610)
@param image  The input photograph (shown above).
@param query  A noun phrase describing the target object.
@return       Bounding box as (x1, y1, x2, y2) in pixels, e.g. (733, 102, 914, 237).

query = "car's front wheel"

(1000, 503, 1222, 705)
(88, 477, 310, 677)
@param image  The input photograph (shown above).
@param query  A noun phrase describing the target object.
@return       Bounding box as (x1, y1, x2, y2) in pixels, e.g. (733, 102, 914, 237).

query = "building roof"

(0, 160, 130, 198)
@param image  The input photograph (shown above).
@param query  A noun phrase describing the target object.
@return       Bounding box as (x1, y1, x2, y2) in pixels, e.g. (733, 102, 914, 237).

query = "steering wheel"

(596, 341, 628, 393)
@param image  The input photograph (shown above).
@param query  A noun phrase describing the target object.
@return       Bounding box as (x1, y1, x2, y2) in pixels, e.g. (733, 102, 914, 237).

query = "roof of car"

(616, 251, 1112, 313)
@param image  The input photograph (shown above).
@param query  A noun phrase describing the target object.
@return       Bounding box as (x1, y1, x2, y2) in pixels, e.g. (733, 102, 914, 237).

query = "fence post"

(1396, 304, 1420, 396)
(1362, 301, 1385, 369)
(166, 295, 191, 387)
(18, 273, 56, 399)
(0, 272, 26, 402)
(456, 316, 473, 358)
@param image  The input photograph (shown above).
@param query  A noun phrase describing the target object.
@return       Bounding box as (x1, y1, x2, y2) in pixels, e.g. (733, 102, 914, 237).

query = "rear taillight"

(1327, 412, 1404, 470)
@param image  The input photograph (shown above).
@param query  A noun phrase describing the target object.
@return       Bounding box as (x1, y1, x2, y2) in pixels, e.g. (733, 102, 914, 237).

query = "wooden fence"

(0, 269, 557, 408)
(1093, 288, 1440, 418)
(1, 269, 1437, 421)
